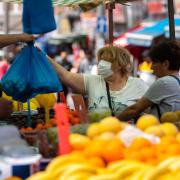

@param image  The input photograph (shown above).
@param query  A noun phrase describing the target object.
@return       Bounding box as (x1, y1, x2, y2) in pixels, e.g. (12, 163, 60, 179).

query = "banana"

(88, 173, 119, 180)
(114, 163, 145, 179)
(59, 164, 96, 180)
(142, 156, 180, 180)
(143, 166, 169, 180)
(96, 168, 108, 174)
(174, 171, 180, 180)
(46, 154, 86, 172)
(169, 157, 180, 171)
(50, 163, 87, 179)
(129, 166, 153, 180)
(158, 156, 178, 169)
(62, 172, 93, 180)
(26, 171, 51, 180)
(90, 163, 146, 180)
(107, 160, 142, 172)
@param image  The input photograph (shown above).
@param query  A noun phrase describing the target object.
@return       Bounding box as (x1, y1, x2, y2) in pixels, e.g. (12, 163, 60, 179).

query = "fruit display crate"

(3, 108, 55, 129)
(21, 129, 57, 158)
(20, 123, 90, 159)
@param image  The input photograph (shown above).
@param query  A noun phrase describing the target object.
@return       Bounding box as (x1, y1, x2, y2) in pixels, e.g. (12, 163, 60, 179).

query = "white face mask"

(97, 60, 113, 78)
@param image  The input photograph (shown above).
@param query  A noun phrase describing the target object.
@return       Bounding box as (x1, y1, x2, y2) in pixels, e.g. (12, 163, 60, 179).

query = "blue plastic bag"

(23, 0, 56, 34)
(1, 43, 62, 102)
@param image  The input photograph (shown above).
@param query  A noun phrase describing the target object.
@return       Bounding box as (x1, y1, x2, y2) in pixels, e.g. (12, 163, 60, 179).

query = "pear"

(175, 110, 180, 121)
(160, 112, 179, 123)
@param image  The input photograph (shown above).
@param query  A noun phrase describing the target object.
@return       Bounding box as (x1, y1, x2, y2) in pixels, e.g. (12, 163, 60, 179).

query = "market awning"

(126, 17, 180, 47)
(3, 0, 136, 43)
(113, 26, 143, 47)
(3, 0, 136, 11)
(165, 17, 180, 38)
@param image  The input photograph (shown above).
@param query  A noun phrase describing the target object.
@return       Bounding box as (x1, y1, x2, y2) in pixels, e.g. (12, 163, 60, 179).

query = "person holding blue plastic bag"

(47, 45, 148, 116)
(0, 33, 34, 119)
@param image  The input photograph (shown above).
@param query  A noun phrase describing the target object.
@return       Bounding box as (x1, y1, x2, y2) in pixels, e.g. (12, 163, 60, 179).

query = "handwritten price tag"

(54, 103, 71, 155)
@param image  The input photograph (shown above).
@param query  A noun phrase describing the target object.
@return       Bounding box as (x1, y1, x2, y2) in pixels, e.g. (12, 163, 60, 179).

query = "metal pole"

(106, 3, 115, 44)
(4, 2, 10, 34)
(95, 5, 105, 52)
(167, 0, 175, 39)
(3, 2, 10, 56)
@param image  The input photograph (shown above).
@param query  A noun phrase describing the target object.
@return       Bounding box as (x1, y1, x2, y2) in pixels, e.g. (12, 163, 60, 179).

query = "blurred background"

(0, 0, 180, 83)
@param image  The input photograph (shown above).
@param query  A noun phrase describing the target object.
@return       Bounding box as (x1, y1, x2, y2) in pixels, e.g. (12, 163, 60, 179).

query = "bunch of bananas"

(27, 153, 97, 180)
(27, 154, 180, 180)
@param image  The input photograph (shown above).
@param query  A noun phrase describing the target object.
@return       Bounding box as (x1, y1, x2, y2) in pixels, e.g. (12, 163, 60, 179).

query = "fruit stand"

(1, 0, 179, 179)
(25, 110, 180, 180)
(1, 93, 180, 180)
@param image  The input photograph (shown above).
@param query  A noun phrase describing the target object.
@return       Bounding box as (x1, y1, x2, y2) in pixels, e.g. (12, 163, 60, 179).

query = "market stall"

(126, 17, 180, 47)
(0, 1, 180, 180)
(5, 0, 177, 41)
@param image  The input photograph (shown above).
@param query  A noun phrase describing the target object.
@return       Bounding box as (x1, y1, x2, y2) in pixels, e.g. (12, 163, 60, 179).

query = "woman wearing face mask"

(47, 45, 148, 115)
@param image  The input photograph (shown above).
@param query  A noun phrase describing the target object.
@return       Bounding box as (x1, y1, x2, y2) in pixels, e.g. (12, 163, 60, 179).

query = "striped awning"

(2, 0, 137, 11)
(126, 17, 180, 47)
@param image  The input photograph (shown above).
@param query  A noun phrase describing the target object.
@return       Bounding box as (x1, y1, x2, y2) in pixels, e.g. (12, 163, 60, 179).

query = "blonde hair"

(97, 45, 133, 75)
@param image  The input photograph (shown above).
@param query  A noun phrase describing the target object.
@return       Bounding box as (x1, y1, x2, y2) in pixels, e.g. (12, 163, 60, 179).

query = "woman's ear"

(163, 60, 170, 69)
(111, 61, 121, 72)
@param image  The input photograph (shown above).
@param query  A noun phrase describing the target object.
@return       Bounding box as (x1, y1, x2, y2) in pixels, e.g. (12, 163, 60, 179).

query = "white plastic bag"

(118, 125, 160, 147)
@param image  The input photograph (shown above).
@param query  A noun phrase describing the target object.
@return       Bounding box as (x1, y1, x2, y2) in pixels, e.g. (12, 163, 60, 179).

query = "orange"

(49, 118, 57, 126)
(20, 127, 26, 132)
(87, 123, 102, 138)
(84, 139, 108, 158)
(44, 123, 53, 129)
(36, 123, 44, 130)
(26, 127, 33, 132)
(160, 123, 179, 136)
(136, 114, 159, 131)
(5, 176, 22, 180)
(160, 135, 178, 146)
(130, 137, 152, 150)
(166, 144, 180, 155)
(102, 139, 125, 162)
(157, 153, 172, 162)
(176, 133, 180, 143)
(139, 146, 156, 161)
(100, 117, 126, 133)
(69, 133, 91, 151)
(124, 149, 142, 161)
(145, 158, 158, 166)
(87, 156, 106, 168)
(156, 143, 167, 155)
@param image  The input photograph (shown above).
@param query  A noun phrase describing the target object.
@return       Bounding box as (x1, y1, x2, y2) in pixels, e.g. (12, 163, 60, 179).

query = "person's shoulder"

(148, 76, 168, 90)
(83, 74, 104, 87)
(128, 76, 148, 85)
(127, 76, 149, 89)
(155, 76, 174, 85)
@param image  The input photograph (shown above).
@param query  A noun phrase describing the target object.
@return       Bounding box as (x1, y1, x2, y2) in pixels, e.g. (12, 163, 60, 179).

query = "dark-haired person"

(0, 33, 34, 119)
(117, 40, 180, 121)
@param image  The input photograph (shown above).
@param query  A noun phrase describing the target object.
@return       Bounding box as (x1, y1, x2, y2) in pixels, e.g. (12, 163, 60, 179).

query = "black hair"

(148, 40, 180, 70)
